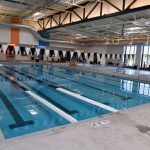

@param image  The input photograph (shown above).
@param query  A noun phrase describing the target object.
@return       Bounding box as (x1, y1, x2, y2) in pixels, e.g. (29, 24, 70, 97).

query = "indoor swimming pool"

(0, 63, 150, 139)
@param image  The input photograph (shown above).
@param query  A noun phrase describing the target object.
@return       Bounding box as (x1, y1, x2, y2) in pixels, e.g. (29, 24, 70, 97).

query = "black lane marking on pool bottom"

(65, 67, 139, 93)
(51, 65, 142, 93)
(17, 65, 132, 101)
(0, 87, 34, 129)
(2, 67, 78, 115)
(33, 66, 132, 101)
(56, 68, 137, 93)
(45, 65, 120, 83)
(6, 66, 113, 108)
(24, 83, 78, 115)
(63, 68, 138, 93)
(4, 66, 111, 108)
(59, 66, 125, 82)
(7, 65, 136, 94)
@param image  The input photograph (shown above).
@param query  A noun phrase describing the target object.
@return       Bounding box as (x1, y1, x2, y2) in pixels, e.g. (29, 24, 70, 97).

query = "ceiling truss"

(37, 0, 150, 31)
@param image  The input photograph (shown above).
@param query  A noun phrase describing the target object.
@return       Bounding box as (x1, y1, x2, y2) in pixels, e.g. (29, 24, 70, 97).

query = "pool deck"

(1, 103, 150, 150)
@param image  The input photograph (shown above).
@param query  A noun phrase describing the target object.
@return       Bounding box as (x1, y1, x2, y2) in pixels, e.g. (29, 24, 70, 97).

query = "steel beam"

(85, 2, 100, 19)
(103, 0, 121, 11)
(126, 0, 138, 9)
(37, 0, 150, 31)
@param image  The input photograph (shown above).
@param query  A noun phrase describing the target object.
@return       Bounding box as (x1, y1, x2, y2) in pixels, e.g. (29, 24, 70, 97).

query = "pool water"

(0, 63, 150, 139)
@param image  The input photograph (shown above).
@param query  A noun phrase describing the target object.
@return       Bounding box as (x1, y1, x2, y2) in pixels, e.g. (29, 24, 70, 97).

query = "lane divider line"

(26, 90, 78, 123)
(57, 88, 118, 113)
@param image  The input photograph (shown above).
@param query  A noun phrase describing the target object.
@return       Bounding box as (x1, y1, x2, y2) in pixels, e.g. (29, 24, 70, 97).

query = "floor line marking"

(57, 88, 118, 113)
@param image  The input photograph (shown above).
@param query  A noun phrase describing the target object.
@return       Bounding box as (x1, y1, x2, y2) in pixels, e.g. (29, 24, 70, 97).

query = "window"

(141, 45, 150, 68)
(123, 45, 137, 66)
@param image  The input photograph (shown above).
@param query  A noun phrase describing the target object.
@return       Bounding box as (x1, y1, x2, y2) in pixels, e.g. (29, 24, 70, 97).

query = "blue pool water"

(0, 63, 150, 139)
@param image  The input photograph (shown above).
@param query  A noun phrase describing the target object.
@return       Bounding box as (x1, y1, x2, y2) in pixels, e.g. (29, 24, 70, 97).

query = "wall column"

(135, 45, 142, 68)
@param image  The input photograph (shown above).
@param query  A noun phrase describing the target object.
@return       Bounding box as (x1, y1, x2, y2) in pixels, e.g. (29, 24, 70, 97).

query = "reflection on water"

(120, 79, 133, 92)
(120, 78, 150, 97)
(138, 83, 150, 96)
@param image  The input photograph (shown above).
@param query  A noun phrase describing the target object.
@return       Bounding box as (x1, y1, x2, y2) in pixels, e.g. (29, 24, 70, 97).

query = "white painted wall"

(0, 27, 10, 43)
(135, 45, 142, 68)
(107, 45, 124, 54)
(81, 45, 124, 65)
(80, 45, 124, 54)
(0, 27, 38, 45)
(50, 42, 83, 51)
(81, 45, 107, 65)
(84, 45, 108, 53)
(20, 29, 38, 45)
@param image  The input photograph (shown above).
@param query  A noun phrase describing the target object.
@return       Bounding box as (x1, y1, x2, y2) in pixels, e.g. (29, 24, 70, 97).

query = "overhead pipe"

(0, 22, 84, 45)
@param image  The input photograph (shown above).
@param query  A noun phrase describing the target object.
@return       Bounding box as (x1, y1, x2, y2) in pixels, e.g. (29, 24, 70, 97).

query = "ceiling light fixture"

(75, 34, 87, 39)
(33, 12, 42, 16)
(61, 0, 84, 8)
(125, 27, 143, 31)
